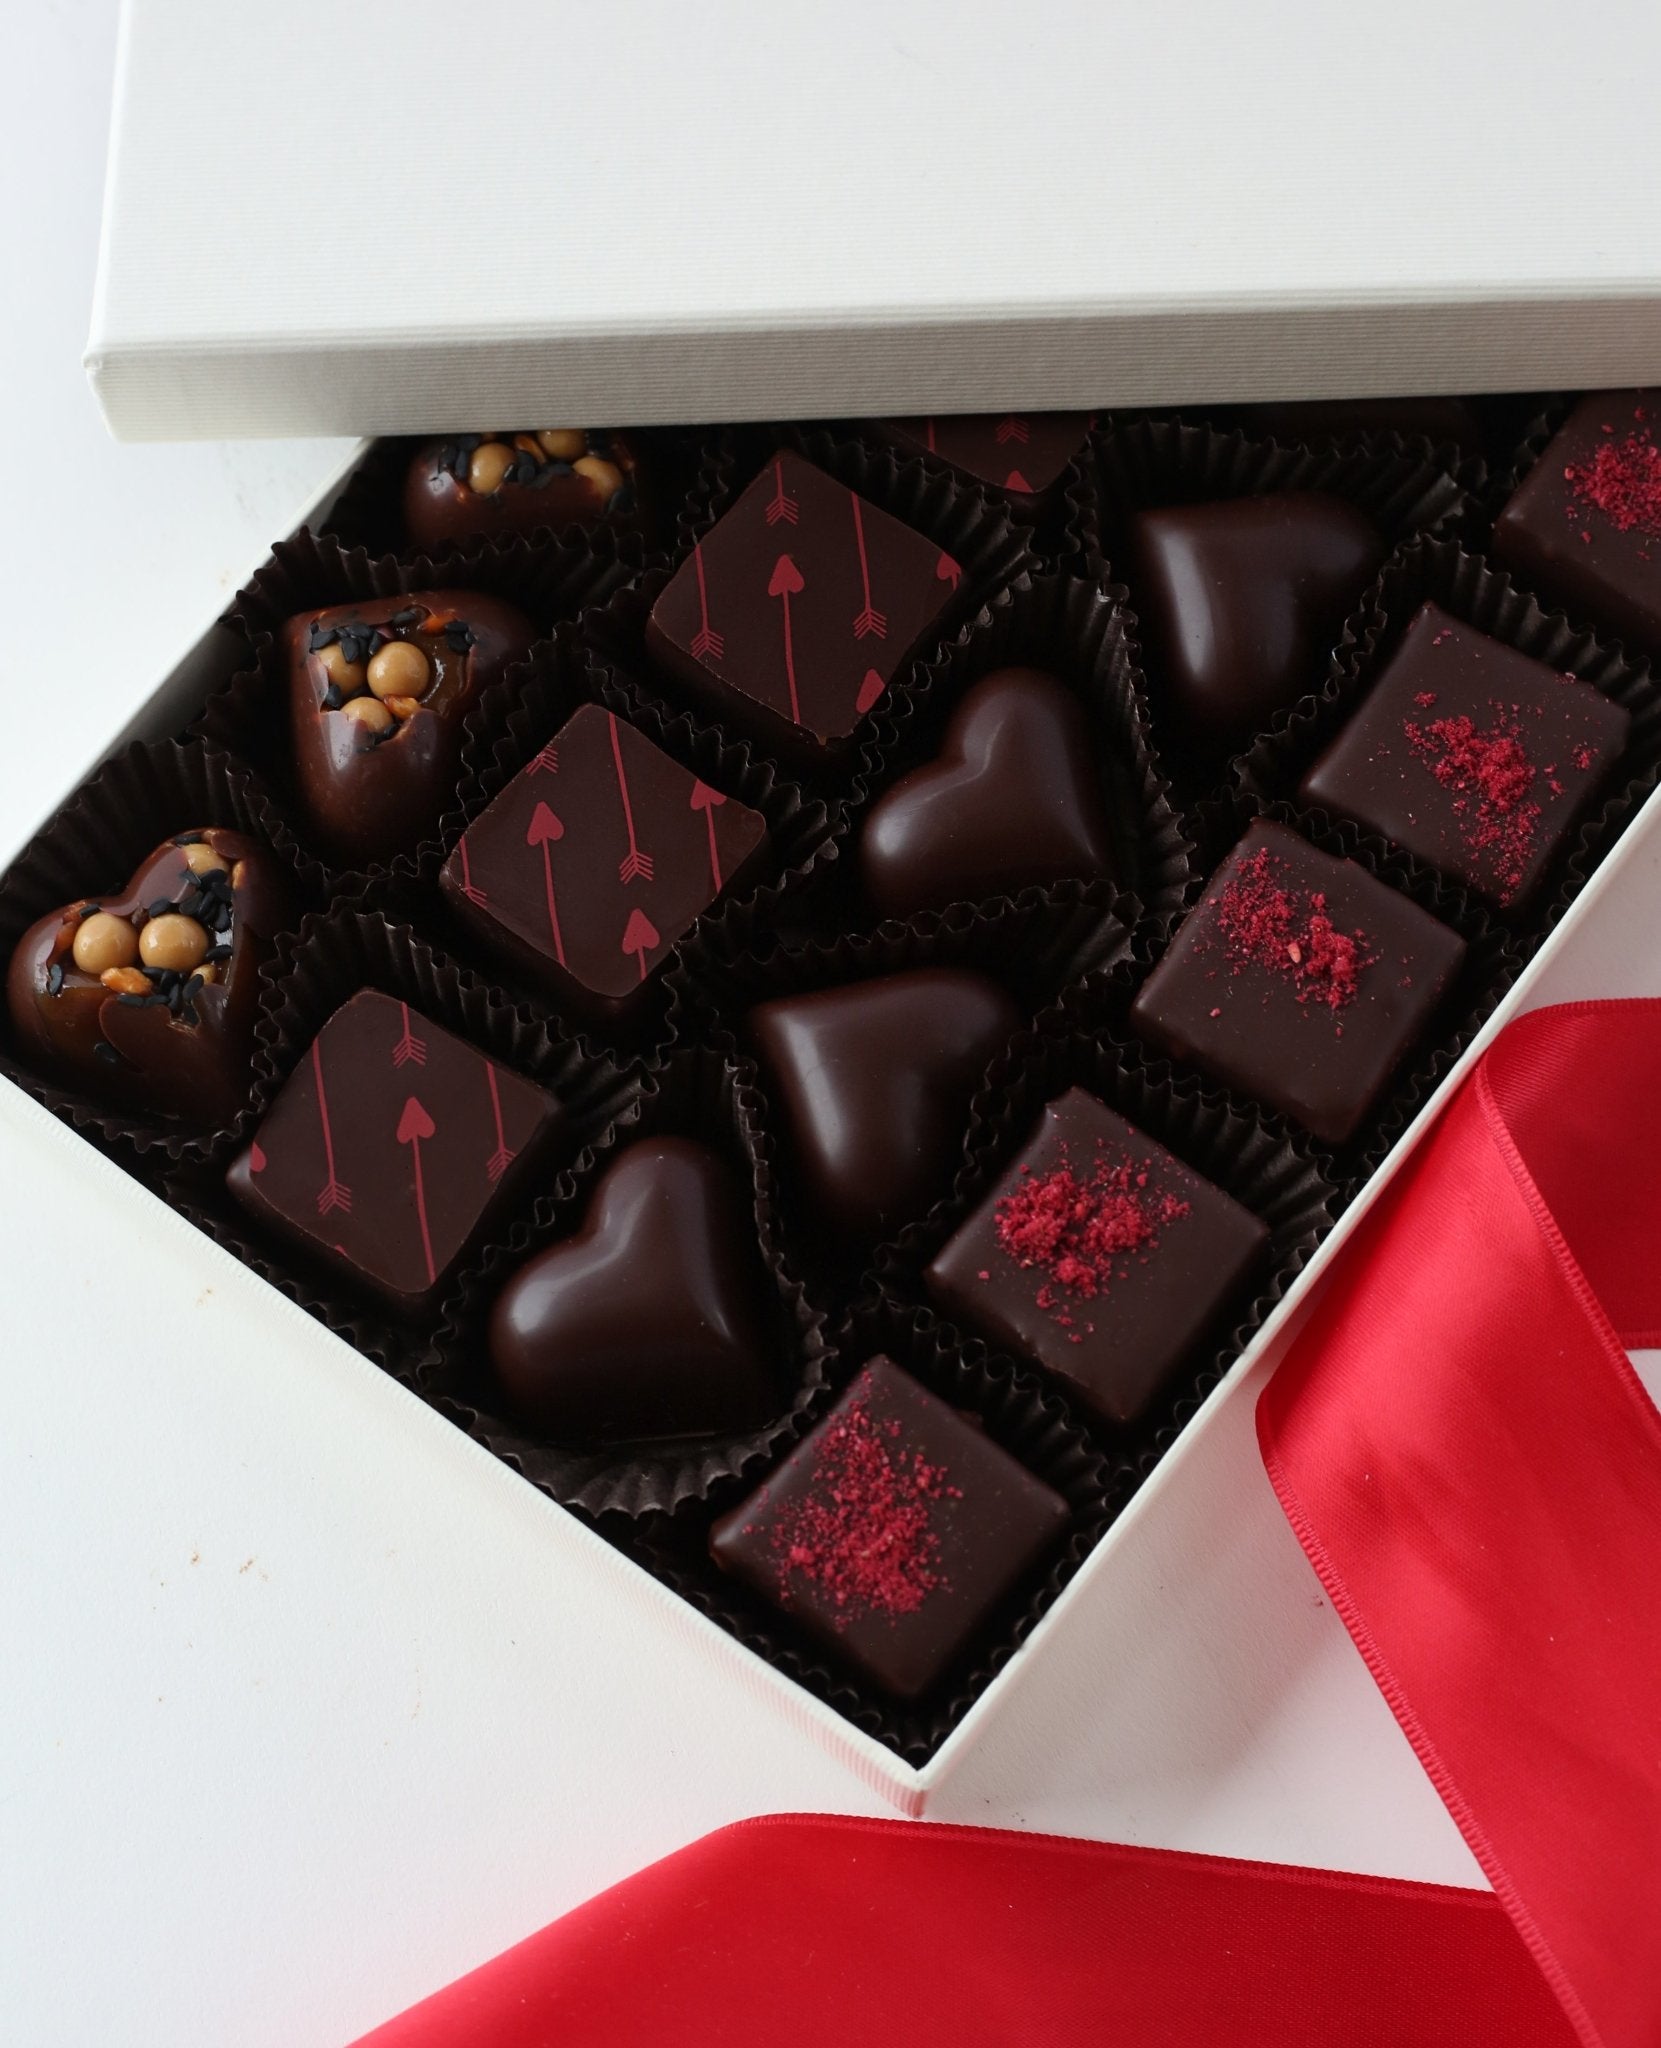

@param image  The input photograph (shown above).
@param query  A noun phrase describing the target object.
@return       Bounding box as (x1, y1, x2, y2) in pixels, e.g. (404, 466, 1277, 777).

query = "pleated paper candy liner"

(582, 436, 1035, 790)
(1087, 792, 1525, 1191)
(1233, 536, 1661, 951)
(829, 569, 1199, 942)
(0, 739, 316, 1167)
(186, 522, 647, 896)
(407, 627, 845, 1064)
(873, 1020, 1339, 1469)
(620, 1291, 1124, 1766)
(420, 1046, 835, 1521)
(317, 426, 723, 566)
(1480, 396, 1573, 529)
(163, 904, 631, 1378)
(667, 885, 1141, 1303)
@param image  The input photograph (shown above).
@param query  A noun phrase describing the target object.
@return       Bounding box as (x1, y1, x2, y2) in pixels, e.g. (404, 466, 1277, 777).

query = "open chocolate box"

(9, 394, 1661, 1806)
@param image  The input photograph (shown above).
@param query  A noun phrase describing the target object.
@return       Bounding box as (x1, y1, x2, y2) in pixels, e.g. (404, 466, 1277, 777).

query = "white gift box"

(12, 2, 1661, 2041)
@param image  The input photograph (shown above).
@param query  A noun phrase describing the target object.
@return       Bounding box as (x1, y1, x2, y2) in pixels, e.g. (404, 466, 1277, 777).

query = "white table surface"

(3, 6, 1654, 2045)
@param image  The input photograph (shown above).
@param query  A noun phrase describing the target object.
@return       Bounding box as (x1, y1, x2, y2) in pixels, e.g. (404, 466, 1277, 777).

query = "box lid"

(89, 0, 1661, 440)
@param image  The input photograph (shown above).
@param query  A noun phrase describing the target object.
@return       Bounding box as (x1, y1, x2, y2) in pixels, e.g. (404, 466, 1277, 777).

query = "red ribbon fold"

(353, 1002, 1661, 2048)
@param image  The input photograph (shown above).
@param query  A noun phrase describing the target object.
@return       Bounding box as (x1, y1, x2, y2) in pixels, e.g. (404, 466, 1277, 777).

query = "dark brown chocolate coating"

(709, 1356, 1069, 1700)
(926, 1088, 1268, 1426)
(1299, 602, 1630, 907)
(5, 827, 293, 1125)
(225, 989, 560, 1312)
(644, 451, 959, 760)
(1494, 391, 1661, 657)
(403, 431, 643, 549)
(439, 703, 770, 1018)
(285, 590, 536, 867)
(1129, 820, 1465, 1145)
(750, 967, 1022, 1242)
(858, 666, 1116, 919)
(1132, 492, 1386, 758)
(875, 412, 1090, 510)
(488, 1137, 781, 1448)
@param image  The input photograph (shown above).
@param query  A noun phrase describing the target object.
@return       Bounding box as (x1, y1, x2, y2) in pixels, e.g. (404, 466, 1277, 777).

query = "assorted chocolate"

(404, 430, 642, 548)
(11, 396, 1657, 1734)
(5, 828, 293, 1126)
(284, 590, 536, 867)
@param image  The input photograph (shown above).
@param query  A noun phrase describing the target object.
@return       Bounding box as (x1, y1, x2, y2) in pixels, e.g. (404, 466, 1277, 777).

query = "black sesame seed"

(80, 903, 100, 918)
(176, 889, 205, 921)
(391, 605, 421, 627)
(93, 1041, 120, 1066)
(321, 682, 344, 710)
(171, 834, 196, 848)
(308, 623, 339, 652)
(435, 444, 456, 472)
(149, 967, 179, 989)
(547, 459, 573, 476)
(147, 897, 175, 920)
(207, 902, 233, 933)
(458, 434, 481, 452)
(45, 963, 63, 995)
(527, 467, 554, 490)
(183, 974, 205, 1000)
(204, 944, 232, 963)
(370, 630, 387, 655)
(115, 992, 150, 1007)
(609, 482, 637, 514)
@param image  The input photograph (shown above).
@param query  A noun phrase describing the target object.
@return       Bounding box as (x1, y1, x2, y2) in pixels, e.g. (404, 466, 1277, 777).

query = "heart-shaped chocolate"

(488, 1137, 781, 1447)
(1132, 491, 1385, 758)
(750, 968, 1023, 1242)
(285, 589, 536, 867)
(5, 828, 294, 1125)
(859, 667, 1115, 919)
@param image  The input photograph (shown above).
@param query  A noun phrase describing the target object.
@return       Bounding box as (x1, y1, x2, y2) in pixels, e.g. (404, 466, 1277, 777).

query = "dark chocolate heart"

(4, 828, 294, 1125)
(488, 1137, 781, 1447)
(749, 967, 1023, 1242)
(859, 666, 1115, 919)
(1132, 491, 1385, 758)
(285, 589, 536, 867)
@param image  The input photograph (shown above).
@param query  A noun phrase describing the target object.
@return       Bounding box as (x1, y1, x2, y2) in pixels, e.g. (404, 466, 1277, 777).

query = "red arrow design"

(1005, 468, 1033, 494)
(529, 741, 559, 775)
(690, 542, 724, 661)
(689, 780, 728, 890)
(453, 835, 488, 908)
(849, 493, 888, 640)
(936, 551, 962, 590)
(924, 419, 937, 453)
(621, 907, 660, 982)
(608, 713, 655, 883)
(249, 1141, 266, 1173)
(392, 999, 427, 1068)
(768, 554, 805, 725)
(855, 670, 886, 715)
(526, 802, 567, 966)
(763, 457, 799, 527)
(312, 1039, 351, 1216)
(995, 417, 1030, 445)
(395, 1094, 438, 1287)
(483, 1060, 514, 1183)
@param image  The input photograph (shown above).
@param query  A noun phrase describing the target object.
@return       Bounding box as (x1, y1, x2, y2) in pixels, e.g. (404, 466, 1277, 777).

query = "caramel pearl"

(180, 841, 227, 878)
(139, 913, 210, 973)
(71, 911, 139, 977)
(468, 441, 516, 495)
(367, 639, 432, 700)
(317, 641, 367, 694)
(573, 454, 623, 500)
(340, 695, 395, 737)
(537, 429, 586, 460)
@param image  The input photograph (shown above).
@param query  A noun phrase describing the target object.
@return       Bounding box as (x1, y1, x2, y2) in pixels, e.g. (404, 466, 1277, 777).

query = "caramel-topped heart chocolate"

(285, 589, 536, 866)
(488, 1137, 781, 1448)
(5, 828, 294, 1125)
(859, 667, 1116, 919)
(1132, 492, 1385, 758)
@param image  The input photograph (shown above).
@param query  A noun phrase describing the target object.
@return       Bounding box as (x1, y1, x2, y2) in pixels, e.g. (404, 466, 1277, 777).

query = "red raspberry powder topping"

(1564, 417, 1661, 540)
(1403, 705, 1542, 902)
(1211, 848, 1374, 1013)
(767, 1389, 960, 1622)
(993, 1142, 1190, 1340)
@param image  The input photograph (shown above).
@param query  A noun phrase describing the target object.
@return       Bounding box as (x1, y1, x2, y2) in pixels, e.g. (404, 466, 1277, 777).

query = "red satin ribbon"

(352, 1002, 1661, 2048)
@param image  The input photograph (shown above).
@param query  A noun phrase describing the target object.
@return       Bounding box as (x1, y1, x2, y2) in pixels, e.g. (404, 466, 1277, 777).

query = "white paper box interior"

(87, 0, 1661, 440)
(9, 445, 1661, 1828)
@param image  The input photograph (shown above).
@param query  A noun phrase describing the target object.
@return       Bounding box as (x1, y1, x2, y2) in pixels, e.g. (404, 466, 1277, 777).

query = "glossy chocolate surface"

(750, 967, 1021, 1242)
(1128, 820, 1465, 1145)
(1132, 492, 1386, 758)
(926, 1088, 1268, 1426)
(284, 589, 536, 867)
(1300, 602, 1630, 906)
(488, 1137, 780, 1448)
(644, 451, 959, 759)
(876, 412, 1090, 510)
(709, 1356, 1069, 1700)
(1494, 391, 1661, 657)
(859, 667, 1116, 919)
(5, 827, 294, 1125)
(403, 430, 643, 549)
(440, 703, 770, 1017)
(226, 989, 560, 1311)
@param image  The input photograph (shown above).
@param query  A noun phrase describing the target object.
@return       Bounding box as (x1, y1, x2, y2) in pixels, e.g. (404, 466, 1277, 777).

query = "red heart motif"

(526, 802, 565, 845)
(396, 1095, 437, 1145)
(767, 554, 806, 598)
(855, 670, 886, 714)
